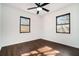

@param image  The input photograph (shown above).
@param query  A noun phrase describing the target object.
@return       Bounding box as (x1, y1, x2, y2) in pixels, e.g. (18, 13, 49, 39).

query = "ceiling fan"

(27, 3, 50, 14)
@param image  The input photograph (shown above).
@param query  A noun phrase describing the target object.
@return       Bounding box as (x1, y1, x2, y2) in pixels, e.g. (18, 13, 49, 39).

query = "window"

(56, 13, 70, 34)
(20, 16, 30, 33)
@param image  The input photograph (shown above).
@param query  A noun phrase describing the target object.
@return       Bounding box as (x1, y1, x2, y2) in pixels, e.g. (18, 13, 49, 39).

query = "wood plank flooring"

(0, 39, 79, 56)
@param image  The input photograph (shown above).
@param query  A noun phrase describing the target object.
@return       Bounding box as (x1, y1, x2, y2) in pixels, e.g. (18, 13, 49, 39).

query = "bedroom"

(0, 3, 79, 56)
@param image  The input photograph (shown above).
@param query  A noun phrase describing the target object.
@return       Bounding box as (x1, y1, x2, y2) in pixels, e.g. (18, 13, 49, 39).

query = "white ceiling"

(5, 3, 71, 15)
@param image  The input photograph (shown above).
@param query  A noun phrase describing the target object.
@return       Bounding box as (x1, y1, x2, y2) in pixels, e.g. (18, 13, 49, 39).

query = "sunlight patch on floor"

(21, 46, 60, 56)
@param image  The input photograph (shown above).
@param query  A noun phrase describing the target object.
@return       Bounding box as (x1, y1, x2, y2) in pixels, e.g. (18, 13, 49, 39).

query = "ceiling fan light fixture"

(27, 3, 50, 14)
(37, 7, 42, 11)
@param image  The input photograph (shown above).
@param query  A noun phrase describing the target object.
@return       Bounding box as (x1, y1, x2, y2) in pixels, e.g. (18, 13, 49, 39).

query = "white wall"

(0, 4, 2, 49)
(1, 4, 43, 47)
(43, 4, 79, 48)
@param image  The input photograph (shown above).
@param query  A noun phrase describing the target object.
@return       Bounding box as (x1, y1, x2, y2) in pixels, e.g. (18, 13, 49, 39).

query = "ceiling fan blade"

(37, 11, 39, 14)
(41, 3, 49, 7)
(42, 8, 49, 12)
(35, 3, 40, 7)
(27, 7, 38, 10)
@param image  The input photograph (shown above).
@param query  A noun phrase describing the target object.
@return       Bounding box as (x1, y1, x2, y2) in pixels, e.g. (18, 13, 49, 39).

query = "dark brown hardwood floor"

(0, 39, 79, 56)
